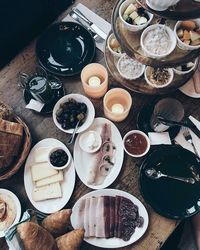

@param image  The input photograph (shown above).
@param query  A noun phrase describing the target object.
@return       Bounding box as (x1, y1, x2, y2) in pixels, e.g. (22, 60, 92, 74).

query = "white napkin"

(175, 116, 200, 156)
(62, 3, 111, 52)
(25, 99, 44, 112)
(148, 132, 171, 145)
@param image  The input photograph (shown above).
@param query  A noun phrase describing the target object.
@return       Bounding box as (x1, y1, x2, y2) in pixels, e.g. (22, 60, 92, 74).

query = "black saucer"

(36, 22, 96, 76)
(140, 145, 200, 219)
(137, 101, 180, 140)
(24, 85, 65, 114)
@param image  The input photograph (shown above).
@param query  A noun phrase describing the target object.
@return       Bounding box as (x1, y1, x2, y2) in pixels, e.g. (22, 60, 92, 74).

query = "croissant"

(56, 228, 85, 250)
(17, 222, 57, 250)
(41, 209, 72, 236)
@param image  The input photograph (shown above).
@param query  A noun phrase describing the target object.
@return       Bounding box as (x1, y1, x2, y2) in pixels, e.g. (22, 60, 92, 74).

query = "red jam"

(124, 132, 148, 155)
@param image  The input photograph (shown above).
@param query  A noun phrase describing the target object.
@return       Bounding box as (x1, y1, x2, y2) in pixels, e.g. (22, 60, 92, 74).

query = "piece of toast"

(0, 119, 23, 136)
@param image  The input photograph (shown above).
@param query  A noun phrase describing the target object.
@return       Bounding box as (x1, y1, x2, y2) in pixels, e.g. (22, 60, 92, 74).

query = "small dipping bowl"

(174, 19, 200, 51)
(81, 63, 108, 99)
(145, 66, 174, 88)
(119, 0, 153, 32)
(79, 130, 102, 153)
(123, 130, 150, 157)
(48, 147, 71, 170)
(107, 33, 123, 58)
(173, 58, 198, 75)
(103, 88, 132, 122)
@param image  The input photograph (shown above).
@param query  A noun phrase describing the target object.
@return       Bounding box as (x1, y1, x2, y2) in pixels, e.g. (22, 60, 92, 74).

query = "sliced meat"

(109, 196, 115, 238)
(72, 198, 85, 229)
(117, 196, 123, 239)
(83, 198, 90, 237)
(104, 196, 110, 238)
(89, 197, 97, 237)
(114, 196, 120, 237)
(95, 196, 105, 238)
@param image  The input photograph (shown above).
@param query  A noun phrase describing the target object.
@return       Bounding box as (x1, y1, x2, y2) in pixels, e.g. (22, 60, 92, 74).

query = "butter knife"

(72, 7, 107, 40)
(69, 11, 99, 40)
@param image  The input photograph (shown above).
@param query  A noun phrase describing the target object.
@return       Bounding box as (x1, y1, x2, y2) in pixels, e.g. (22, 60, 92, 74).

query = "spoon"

(67, 120, 81, 145)
(145, 168, 195, 184)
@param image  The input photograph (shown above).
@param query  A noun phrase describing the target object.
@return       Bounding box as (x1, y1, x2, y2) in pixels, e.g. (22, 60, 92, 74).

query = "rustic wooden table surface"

(0, 0, 200, 249)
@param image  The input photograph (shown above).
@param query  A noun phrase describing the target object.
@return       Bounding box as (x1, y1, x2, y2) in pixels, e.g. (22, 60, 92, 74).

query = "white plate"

(0, 189, 21, 238)
(71, 189, 149, 248)
(74, 117, 124, 189)
(179, 78, 200, 98)
(53, 94, 95, 134)
(24, 138, 76, 214)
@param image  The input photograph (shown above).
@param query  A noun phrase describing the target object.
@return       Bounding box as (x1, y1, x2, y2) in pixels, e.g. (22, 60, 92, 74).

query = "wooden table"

(0, 0, 200, 249)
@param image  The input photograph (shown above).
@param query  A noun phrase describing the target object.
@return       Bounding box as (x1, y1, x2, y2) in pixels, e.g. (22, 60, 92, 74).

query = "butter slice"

(32, 182, 62, 201)
(34, 147, 51, 163)
(31, 162, 58, 182)
(35, 171, 64, 187)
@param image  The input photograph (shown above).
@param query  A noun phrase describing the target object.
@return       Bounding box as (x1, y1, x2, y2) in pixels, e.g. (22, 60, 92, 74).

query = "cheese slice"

(34, 147, 52, 163)
(35, 171, 64, 187)
(31, 162, 58, 182)
(32, 182, 62, 201)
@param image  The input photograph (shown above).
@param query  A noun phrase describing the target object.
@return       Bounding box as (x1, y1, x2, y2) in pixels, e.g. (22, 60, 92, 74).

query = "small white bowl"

(123, 130, 150, 158)
(173, 58, 198, 75)
(141, 24, 177, 59)
(174, 19, 200, 51)
(119, 0, 153, 32)
(117, 54, 145, 80)
(79, 130, 102, 154)
(53, 94, 95, 134)
(48, 147, 71, 170)
(107, 33, 123, 58)
(145, 66, 174, 88)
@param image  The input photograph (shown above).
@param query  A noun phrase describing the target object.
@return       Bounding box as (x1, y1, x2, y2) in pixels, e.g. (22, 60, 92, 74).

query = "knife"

(72, 7, 107, 40)
(185, 117, 200, 139)
(69, 11, 99, 40)
(157, 116, 200, 139)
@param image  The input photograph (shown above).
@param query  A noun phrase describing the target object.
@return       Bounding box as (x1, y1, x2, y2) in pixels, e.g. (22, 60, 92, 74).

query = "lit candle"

(111, 103, 124, 114)
(103, 88, 132, 122)
(81, 63, 108, 99)
(88, 76, 101, 87)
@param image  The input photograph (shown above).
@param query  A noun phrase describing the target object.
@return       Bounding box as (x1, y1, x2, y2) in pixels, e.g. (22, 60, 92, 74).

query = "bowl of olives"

(53, 94, 95, 134)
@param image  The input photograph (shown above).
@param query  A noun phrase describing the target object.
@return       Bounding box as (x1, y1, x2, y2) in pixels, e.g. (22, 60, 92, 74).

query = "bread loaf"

(0, 119, 23, 136)
(0, 102, 13, 121)
(17, 222, 58, 250)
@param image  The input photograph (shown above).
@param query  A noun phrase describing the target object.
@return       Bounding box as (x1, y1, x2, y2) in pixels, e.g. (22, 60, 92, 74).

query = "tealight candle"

(103, 88, 132, 122)
(81, 63, 108, 98)
(111, 103, 124, 114)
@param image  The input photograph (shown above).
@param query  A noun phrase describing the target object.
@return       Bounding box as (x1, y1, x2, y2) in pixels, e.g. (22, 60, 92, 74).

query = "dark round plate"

(24, 83, 65, 114)
(137, 101, 180, 140)
(140, 145, 200, 219)
(36, 22, 96, 76)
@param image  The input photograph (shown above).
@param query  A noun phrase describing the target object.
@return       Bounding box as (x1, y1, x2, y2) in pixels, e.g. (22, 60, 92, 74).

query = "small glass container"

(81, 63, 108, 98)
(103, 88, 132, 122)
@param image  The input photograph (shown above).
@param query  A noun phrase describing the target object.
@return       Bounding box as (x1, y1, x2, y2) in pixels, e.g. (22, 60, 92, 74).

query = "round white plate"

(74, 117, 124, 189)
(71, 189, 149, 248)
(53, 94, 95, 134)
(24, 138, 76, 214)
(179, 78, 200, 98)
(0, 189, 21, 238)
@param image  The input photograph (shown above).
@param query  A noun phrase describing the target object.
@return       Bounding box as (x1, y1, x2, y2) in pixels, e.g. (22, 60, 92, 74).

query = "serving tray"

(104, 43, 196, 95)
(136, 0, 200, 21)
(112, 0, 200, 68)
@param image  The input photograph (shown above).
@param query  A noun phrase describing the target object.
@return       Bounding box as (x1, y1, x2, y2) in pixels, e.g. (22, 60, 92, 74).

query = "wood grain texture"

(0, 0, 200, 249)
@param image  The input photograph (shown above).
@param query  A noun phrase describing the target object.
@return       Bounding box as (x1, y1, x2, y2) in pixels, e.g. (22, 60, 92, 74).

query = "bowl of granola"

(145, 67, 174, 88)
